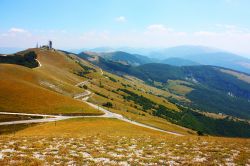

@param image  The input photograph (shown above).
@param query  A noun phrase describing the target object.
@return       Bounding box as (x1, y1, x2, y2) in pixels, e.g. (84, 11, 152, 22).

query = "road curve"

(0, 112, 72, 126)
(74, 86, 183, 136)
(0, 62, 183, 136)
(36, 59, 42, 68)
(83, 101, 183, 136)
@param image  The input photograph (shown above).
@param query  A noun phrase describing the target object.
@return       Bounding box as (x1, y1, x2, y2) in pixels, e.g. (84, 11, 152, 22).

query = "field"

(0, 50, 103, 115)
(0, 118, 249, 165)
(0, 72, 101, 115)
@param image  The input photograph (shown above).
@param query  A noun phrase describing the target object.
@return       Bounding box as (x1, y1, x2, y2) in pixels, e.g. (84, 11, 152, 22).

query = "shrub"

(102, 102, 113, 108)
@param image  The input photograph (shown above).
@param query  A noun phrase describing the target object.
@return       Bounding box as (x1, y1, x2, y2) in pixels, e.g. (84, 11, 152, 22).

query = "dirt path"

(75, 80, 88, 87)
(73, 83, 183, 136)
(36, 59, 42, 68)
(84, 101, 183, 136)
(0, 112, 71, 126)
(0, 60, 183, 136)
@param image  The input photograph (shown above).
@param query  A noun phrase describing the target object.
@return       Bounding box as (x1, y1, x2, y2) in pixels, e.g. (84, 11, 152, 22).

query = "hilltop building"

(40, 40, 53, 50)
(49, 40, 52, 49)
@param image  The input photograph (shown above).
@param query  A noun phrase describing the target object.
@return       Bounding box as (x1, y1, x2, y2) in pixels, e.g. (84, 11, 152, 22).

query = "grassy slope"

(83, 70, 193, 135)
(1, 118, 248, 165)
(78, 55, 250, 137)
(0, 48, 192, 135)
(3, 49, 249, 137)
(0, 49, 102, 115)
(15, 118, 165, 137)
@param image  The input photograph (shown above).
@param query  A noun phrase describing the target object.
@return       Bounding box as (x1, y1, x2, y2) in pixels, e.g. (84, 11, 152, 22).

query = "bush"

(197, 131, 204, 136)
(82, 85, 88, 89)
(102, 102, 113, 108)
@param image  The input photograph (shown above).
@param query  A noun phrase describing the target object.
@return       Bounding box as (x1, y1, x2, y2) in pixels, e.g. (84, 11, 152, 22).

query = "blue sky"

(1, 0, 250, 55)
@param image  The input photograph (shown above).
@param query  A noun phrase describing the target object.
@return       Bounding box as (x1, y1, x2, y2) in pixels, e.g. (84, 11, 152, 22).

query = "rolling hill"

(148, 45, 250, 74)
(85, 58, 250, 119)
(148, 45, 220, 59)
(162, 57, 200, 66)
(77, 52, 250, 137)
(1, 47, 250, 137)
(0, 48, 102, 115)
(80, 51, 153, 66)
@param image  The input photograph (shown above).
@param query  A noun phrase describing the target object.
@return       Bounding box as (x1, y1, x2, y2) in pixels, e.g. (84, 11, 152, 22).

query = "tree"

(102, 102, 113, 108)
(197, 130, 204, 136)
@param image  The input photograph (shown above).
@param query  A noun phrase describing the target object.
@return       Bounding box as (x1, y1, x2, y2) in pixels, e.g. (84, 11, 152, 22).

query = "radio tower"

(48, 40, 52, 49)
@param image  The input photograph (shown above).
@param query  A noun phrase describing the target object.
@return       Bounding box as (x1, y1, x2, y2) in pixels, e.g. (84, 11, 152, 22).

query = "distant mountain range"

(0, 47, 24, 54)
(146, 46, 250, 74)
(75, 45, 250, 74)
(91, 51, 153, 66)
(147, 45, 221, 59)
(79, 53, 250, 120)
(2, 45, 250, 73)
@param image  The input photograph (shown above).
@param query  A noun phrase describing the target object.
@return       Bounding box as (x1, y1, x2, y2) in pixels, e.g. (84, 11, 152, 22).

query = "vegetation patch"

(117, 89, 250, 137)
(0, 51, 39, 68)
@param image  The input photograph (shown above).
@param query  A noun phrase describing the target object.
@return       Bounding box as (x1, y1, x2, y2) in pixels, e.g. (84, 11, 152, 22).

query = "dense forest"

(119, 88, 250, 137)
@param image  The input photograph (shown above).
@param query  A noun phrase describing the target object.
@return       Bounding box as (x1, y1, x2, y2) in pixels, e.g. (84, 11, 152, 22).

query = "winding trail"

(100, 69, 103, 75)
(0, 64, 183, 136)
(75, 80, 88, 87)
(35, 59, 42, 68)
(74, 80, 183, 136)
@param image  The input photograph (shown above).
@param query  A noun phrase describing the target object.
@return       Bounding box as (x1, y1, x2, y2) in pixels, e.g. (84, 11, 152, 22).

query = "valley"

(1, 47, 250, 165)
(2, 1, 250, 165)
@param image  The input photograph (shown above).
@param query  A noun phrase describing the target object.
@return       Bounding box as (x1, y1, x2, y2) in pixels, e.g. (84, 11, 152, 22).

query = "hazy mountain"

(67, 48, 88, 54)
(146, 45, 250, 74)
(148, 45, 220, 59)
(0, 47, 24, 54)
(182, 52, 250, 74)
(162, 57, 200, 66)
(0, 50, 39, 68)
(68, 47, 116, 54)
(70, 47, 158, 55)
(97, 51, 154, 66)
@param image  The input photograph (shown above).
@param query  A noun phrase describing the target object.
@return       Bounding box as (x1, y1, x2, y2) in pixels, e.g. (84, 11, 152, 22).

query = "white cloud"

(9, 27, 27, 33)
(215, 24, 250, 34)
(1, 24, 250, 56)
(194, 31, 218, 36)
(147, 24, 173, 33)
(115, 16, 126, 23)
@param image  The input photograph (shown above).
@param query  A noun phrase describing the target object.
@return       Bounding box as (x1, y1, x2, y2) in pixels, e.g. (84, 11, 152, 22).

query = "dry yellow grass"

(2, 49, 249, 165)
(14, 118, 165, 137)
(0, 64, 102, 115)
(0, 118, 249, 165)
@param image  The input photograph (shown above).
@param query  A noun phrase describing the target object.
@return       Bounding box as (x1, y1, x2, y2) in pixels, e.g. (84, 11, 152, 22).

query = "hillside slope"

(0, 49, 102, 115)
(162, 57, 200, 66)
(77, 53, 250, 137)
(0, 48, 192, 135)
(97, 51, 153, 66)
